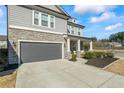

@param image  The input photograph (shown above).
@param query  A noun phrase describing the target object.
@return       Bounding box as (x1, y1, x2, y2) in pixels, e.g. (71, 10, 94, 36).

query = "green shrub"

(69, 52, 77, 61)
(83, 51, 114, 59)
(0, 65, 4, 71)
(84, 52, 96, 59)
(94, 51, 106, 58)
(106, 52, 114, 58)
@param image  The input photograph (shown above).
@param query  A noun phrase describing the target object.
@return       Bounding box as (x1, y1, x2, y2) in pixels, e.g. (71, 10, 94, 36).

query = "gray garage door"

(20, 42, 62, 63)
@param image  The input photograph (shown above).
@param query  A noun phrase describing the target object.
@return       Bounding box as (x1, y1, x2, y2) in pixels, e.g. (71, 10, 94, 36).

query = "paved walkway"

(16, 59, 124, 88)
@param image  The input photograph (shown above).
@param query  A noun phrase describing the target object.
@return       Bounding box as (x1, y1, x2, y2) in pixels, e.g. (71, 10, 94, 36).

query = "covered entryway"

(70, 41, 77, 51)
(20, 41, 63, 63)
(65, 35, 93, 58)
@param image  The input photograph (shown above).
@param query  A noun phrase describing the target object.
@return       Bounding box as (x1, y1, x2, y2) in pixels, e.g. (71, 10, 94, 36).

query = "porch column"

(89, 40, 93, 51)
(78, 39, 80, 51)
(67, 38, 70, 52)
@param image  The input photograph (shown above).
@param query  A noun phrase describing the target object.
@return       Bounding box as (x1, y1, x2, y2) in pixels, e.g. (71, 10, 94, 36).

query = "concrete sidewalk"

(16, 59, 124, 88)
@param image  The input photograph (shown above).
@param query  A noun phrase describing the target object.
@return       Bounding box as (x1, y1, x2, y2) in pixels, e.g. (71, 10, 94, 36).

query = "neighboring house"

(112, 42, 122, 47)
(8, 5, 92, 64)
(0, 35, 7, 49)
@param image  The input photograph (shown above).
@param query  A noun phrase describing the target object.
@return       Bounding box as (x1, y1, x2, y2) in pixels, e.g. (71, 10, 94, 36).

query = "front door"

(70, 41, 77, 52)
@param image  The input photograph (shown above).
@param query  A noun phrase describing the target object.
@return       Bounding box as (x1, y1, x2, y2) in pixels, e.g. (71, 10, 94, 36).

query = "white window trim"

(50, 15, 55, 29)
(79, 28, 82, 35)
(48, 14, 51, 28)
(71, 26, 74, 34)
(67, 25, 82, 36)
(32, 10, 55, 29)
(18, 40, 64, 64)
(69, 25, 71, 33)
(32, 10, 40, 26)
(77, 28, 80, 35)
(41, 12, 49, 28)
(74, 27, 76, 35)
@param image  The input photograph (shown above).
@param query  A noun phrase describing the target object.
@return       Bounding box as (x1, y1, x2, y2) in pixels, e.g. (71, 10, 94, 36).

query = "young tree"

(109, 31, 124, 45)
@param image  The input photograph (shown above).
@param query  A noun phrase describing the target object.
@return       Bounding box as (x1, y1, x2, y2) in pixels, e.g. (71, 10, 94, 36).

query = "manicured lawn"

(113, 46, 124, 50)
(0, 71, 17, 88)
(105, 59, 124, 76)
(94, 46, 124, 50)
(85, 58, 118, 68)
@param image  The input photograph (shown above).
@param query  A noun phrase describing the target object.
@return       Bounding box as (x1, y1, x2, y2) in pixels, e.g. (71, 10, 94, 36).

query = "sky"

(0, 5, 124, 39)
(62, 5, 124, 39)
(0, 5, 7, 36)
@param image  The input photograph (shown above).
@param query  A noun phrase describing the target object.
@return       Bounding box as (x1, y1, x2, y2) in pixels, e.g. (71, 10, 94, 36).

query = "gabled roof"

(21, 5, 70, 20)
(39, 5, 71, 17)
(67, 21, 85, 29)
(55, 5, 70, 17)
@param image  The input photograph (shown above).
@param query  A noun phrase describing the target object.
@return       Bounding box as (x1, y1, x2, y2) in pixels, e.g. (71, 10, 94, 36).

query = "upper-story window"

(78, 31, 80, 35)
(67, 25, 70, 33)
(67, 25, 82, 36)
(33, 10, 55, 29)
(50, 15, 55, 28)
(71, 26, 74, 34)
(78, 28, 81, 35)
(41, 13, 49, 27)
(34, 11, 40, 25)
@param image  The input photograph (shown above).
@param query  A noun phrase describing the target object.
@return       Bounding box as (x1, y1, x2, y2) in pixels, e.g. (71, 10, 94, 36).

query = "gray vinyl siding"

(8, 5, 67, 34)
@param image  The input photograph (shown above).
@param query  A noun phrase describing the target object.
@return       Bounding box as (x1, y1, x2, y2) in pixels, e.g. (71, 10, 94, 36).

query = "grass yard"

(0, 71, 17, 88)
(105, 59, 124, 76)
(94, 46, 124, 51)
(113, 46, 124, 50)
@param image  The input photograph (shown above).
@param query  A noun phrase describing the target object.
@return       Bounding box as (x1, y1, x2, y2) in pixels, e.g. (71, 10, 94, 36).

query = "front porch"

(66, 35, 93, 58)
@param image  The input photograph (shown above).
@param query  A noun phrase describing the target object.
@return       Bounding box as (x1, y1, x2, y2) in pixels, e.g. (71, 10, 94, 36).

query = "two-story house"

(8, 5, 93, 64)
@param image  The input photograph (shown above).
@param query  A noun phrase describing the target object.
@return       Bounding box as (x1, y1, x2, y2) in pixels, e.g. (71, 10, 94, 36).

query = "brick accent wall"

(8, 28, 67, 64)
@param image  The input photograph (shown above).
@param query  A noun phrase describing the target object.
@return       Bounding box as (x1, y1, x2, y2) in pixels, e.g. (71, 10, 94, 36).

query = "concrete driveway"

(16, 59, 124, 88)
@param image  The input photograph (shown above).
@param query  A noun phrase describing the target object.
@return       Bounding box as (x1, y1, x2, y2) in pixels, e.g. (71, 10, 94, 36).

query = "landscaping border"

(103, 59, 119, 69)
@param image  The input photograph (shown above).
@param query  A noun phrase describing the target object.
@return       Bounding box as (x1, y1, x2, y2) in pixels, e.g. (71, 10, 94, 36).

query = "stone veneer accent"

(8, 28, 68, 64)
(77, 51, 81, 58)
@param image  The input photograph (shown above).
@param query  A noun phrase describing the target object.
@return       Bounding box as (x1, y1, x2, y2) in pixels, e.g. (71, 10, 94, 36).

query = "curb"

(103, 59, 120, 70)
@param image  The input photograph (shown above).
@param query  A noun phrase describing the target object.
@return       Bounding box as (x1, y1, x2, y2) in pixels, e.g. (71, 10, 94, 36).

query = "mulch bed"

(0, 64, 18, 72)
(85, 57, 118, 68)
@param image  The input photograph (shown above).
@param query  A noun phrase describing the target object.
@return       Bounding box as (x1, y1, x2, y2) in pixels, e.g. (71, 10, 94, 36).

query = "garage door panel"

(20, 42, 62, 63)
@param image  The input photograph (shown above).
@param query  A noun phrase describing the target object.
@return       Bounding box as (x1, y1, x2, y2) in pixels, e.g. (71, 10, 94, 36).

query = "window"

(67, 25, 70, 30)
(71, 26, 74, 34)
(75, 27, 78, 35)
(33, 10, 55, 29)
(78, 28, 81, 35)
(41, 13, 48, 27)
(78, 31, 80, 35)
(70, 41, 77, 51)
(50, 16, 55, 28)
(34, 11, 39, 25)
(67, 25, 70, 33)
